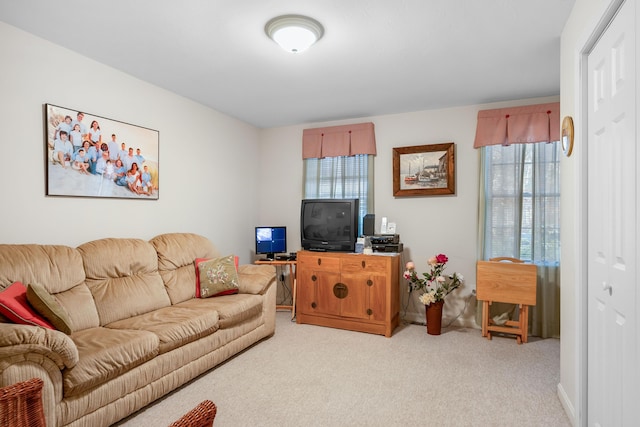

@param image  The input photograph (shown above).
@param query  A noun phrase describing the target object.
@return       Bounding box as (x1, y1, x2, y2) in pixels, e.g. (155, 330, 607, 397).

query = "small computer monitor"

(255, 226, 287, 260)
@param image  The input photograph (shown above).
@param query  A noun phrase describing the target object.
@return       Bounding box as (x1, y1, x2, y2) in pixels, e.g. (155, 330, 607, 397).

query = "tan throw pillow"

(197, 255, 239, 298)
(26, 283, 73, 335)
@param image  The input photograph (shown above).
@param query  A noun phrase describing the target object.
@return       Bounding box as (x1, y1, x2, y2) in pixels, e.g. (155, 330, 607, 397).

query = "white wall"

(0, 22, 262, 262)
(559, 0, 621, 425)
(258, 95, 560, 327)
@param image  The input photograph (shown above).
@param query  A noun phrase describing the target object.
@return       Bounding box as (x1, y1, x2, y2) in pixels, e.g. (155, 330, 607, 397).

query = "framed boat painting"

(393, 142, 455, 197)
(45, 104, 159, 200)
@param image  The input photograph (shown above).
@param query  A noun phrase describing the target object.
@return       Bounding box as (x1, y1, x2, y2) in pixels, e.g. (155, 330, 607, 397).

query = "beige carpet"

(115, 312, 570, 426)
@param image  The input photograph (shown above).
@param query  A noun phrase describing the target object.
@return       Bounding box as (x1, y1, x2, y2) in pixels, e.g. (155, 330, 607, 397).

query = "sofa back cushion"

(54, 284, 101, 331)
(150, 233, 219, 304)
(0, 244, 100, 332)
(78, 238, 171, 325)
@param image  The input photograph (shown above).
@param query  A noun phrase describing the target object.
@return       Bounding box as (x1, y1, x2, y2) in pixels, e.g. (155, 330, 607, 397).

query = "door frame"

(576, 0, 628, 425)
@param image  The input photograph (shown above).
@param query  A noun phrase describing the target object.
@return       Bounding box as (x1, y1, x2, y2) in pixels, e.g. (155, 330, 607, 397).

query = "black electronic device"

(363, 214, 375, 236)
(370, 234, 400, 244)
(255, 226, 287, 261)
(300, 198, 360, 252)
(372, 243, 404, 253)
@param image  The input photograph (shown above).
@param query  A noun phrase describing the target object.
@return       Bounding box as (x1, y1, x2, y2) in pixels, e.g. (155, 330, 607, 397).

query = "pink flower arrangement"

(403, 253, 463, 305)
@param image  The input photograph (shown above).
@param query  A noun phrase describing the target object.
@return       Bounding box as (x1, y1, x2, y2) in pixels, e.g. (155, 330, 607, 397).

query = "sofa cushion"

(150, 233, 219, 304)
(0, 243, 94, 331)
(0, 244, 86, 294)
(26, 283, 73, 334)
(64, 327, 159, 397)
(0, 282, 54, 329)
(78, 238, 171, 325)
(106, 306, 220, 354)
(177, 293, 263, 329)
(237, 264, 277, 295)
(196, 255, 239, 298)
(52, 284, 100, 332)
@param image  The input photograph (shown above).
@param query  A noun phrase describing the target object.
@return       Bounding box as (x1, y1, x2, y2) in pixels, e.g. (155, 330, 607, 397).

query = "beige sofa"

(0, 233, 276, 427)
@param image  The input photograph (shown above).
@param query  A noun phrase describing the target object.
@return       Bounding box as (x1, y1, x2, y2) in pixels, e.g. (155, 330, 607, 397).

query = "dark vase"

(425, 300, 445, 335)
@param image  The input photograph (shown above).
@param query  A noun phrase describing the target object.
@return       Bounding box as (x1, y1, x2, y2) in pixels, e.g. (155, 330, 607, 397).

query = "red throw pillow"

(195, 258, 205, 297)
(0, 282, 55, 329)
(195, 255, 239, 298)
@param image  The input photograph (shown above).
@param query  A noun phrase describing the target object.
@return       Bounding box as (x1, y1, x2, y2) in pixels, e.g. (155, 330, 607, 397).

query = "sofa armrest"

(237, 264, 276, 295)
(0, 323, 79, 369)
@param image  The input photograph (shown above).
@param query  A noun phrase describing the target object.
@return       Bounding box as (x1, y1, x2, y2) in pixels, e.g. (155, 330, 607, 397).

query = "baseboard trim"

(557, 382, 577, 426)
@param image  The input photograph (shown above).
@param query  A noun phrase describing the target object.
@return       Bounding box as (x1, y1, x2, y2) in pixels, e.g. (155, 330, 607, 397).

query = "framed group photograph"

(45, 103, 159, 200)
(393, 142, 455, 196)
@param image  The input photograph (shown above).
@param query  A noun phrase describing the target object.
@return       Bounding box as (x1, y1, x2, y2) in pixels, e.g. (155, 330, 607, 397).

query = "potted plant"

(403, 254, 463, 335)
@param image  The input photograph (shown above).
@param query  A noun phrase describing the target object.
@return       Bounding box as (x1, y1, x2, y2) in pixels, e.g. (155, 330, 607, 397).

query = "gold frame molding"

(561, 116, 574, 157)
(393, 142, 455, 197)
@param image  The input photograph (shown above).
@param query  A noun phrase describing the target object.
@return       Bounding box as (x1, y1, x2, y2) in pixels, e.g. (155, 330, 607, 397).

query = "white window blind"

(303, 154, 373, 236)
(482, 141, 560, 263)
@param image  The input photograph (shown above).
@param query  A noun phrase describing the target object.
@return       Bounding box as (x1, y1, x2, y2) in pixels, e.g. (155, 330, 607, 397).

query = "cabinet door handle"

(367, 279, 373, 286)
(367, 309, 373, 316)
(311, 275, 317, 282)
(333, 283, 348, 299)
(317, 258, 322, 265)
(362, 260, 366, 268)
(311, 302, 317, 309)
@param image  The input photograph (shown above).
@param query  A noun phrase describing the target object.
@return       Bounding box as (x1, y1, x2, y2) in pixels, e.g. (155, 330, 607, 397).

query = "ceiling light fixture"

(265, 14, 324, 54)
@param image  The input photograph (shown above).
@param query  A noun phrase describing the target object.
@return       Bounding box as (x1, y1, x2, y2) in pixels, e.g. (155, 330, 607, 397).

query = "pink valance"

(302, 122, 376, 159)
(473, 102, 560, 148)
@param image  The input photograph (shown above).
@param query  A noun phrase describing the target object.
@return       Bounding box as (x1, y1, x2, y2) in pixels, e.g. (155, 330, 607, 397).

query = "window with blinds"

(483, 141, 560, 263)
(303, 154, 373, 236)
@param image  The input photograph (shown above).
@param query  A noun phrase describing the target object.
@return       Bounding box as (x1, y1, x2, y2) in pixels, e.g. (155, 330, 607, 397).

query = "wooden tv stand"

(295, 250, 400, 337)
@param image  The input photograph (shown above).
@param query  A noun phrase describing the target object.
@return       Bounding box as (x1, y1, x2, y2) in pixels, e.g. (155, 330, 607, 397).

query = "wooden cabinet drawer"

(341, 256, 388, 274)
(298, 253, 340, 271)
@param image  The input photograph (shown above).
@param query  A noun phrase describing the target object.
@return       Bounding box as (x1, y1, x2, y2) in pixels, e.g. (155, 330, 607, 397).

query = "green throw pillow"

(26, 283, 73, 335)
(198, 255, 239, 298)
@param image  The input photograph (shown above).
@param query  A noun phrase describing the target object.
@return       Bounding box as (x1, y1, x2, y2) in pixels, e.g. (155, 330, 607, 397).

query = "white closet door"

(587, 0, 638, 425)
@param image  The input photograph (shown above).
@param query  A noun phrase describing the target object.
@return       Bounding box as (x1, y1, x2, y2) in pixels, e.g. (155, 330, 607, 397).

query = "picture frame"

(393, 142, 455, 196)
(45, 104, 159, 200)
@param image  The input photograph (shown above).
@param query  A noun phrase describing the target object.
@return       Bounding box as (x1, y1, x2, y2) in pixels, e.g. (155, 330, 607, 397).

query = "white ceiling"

(0, 0, 575, 129)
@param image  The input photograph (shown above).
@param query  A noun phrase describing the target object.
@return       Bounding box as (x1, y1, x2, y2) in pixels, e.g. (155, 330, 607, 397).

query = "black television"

(300, 198, 360, 252)
(255, 226, 287, 260)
